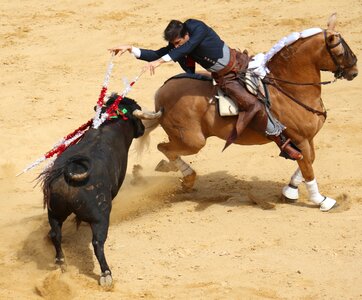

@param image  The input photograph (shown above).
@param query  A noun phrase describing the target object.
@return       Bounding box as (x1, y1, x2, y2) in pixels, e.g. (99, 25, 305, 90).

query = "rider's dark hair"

(163, 20, 187, 42)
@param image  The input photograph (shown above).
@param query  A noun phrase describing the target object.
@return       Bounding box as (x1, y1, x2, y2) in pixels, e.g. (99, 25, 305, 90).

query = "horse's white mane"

(248, 27, 323, 78)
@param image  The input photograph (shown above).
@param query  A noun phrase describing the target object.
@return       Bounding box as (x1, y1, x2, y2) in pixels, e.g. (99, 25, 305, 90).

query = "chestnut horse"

(137, 15, 358, 211)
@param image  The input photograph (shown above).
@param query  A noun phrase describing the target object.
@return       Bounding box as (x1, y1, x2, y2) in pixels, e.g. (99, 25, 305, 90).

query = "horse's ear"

(327, 13, 337, 31)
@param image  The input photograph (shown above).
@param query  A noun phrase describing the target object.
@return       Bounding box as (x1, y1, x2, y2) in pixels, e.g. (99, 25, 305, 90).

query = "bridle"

(260, 30, 357, 118)
(323, 30, 358, 79)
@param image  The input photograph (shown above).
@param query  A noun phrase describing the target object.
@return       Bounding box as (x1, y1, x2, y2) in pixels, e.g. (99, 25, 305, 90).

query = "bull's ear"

(133, 119, 145, 138)
(327, 13, 337, 31)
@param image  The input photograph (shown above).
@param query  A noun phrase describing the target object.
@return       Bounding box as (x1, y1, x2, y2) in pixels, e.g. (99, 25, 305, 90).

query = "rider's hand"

(108, 45, 132, 56)
(143, 60, 163, 76)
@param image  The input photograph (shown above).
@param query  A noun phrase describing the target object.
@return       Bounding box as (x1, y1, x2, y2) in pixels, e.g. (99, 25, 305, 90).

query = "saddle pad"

(216, 89, 239, 116)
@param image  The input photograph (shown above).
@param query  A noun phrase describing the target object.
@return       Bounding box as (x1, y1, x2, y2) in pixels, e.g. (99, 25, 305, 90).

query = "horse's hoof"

(99, 270, 113, 287)
(319, 197, 337, 212)
(282, 185, 299, 201)
(180, 172, 196, 191)
(281, 195, 297, 203)
(155, 159, 178, 172)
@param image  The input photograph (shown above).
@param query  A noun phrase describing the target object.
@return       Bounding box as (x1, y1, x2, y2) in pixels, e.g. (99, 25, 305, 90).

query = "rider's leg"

(222, 80, 264, 148)
(251, 109, 303, 160)
(223, 79, 303, 160)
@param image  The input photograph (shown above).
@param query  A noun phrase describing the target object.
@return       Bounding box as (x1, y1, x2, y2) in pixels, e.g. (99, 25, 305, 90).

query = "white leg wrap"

(282, 168, 304, 200)
(290, 168, 304, 186)
(304, 179, 336, 211)
(174, 158, 194, 177)
(282, 185, 299, 200)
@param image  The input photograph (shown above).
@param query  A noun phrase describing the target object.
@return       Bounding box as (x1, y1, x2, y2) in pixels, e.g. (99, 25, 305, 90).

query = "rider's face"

(172, 33, 189, 48)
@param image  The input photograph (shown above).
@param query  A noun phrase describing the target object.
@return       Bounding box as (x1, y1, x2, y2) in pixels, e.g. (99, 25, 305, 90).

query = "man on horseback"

(110, 19, 303, 160)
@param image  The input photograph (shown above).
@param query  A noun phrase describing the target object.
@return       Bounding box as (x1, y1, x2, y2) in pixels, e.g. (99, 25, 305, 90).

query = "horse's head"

(322, 14, 358, 81)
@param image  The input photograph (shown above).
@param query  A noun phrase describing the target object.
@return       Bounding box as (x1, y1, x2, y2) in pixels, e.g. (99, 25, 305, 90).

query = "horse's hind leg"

(155, 159, 179, 173)
(156, 132, 206, 190)
(282, 139, 336, 211)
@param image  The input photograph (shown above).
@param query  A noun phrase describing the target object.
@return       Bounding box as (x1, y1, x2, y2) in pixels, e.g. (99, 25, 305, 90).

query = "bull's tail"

(39, 164, 65, 209)
(39, 155, 92, 209)
(63, 155, 92, 183)
(133, 113, 162, 158)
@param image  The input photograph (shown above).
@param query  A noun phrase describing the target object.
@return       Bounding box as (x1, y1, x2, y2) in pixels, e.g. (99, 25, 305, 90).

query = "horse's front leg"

(282, 139, 336, 211)
(282, 167, 304, 201)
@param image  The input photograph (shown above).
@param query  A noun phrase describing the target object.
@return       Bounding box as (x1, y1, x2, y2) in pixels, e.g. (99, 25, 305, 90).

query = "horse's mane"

(249, 28, 323, 77)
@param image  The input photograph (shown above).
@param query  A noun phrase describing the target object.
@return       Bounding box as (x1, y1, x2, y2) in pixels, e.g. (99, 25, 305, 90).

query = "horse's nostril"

(352, 72, 358, 78)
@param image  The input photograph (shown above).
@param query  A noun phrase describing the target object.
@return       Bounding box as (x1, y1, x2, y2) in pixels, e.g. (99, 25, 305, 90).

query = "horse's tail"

(133, 111, 162, 158)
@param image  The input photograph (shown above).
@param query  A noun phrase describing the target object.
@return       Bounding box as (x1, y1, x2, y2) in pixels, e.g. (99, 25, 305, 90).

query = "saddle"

(215, 72, 268, 117)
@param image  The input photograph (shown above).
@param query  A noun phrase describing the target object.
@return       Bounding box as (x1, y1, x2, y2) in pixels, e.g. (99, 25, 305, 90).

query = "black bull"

(39, 95, 160, 286)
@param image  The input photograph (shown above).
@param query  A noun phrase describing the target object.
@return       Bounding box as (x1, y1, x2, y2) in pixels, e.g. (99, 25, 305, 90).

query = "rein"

(263, 78, 327, 118)
(258, 29, 357, 119)
(262, 75, 336, 86)
(260, 74, 332, 119)
(323, 30, 358, 79)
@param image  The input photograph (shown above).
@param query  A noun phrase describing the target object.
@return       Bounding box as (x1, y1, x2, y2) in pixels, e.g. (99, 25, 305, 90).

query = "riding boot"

(223, 97, 269, 151)
(268, 134, 303, 161)
(223, 110, 253, 151)
(254, 110, 303, 161)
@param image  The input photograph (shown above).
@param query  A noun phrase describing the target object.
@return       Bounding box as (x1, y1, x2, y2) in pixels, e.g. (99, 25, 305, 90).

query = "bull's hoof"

(180, 172, 196, 191)
(155, 159, 178, 172)
(55, 258, 67, 273)
(99, 270, 113, 287)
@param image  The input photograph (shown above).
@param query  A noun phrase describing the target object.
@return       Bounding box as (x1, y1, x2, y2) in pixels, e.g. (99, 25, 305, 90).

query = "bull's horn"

(133, 109, 162, 120)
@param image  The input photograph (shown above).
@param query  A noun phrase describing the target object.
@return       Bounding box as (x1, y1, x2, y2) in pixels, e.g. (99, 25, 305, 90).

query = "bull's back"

(45, 126, 130, 210)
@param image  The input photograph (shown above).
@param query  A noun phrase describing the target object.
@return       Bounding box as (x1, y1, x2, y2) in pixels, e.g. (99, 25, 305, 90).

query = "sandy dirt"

(1, 0, 362, 299)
